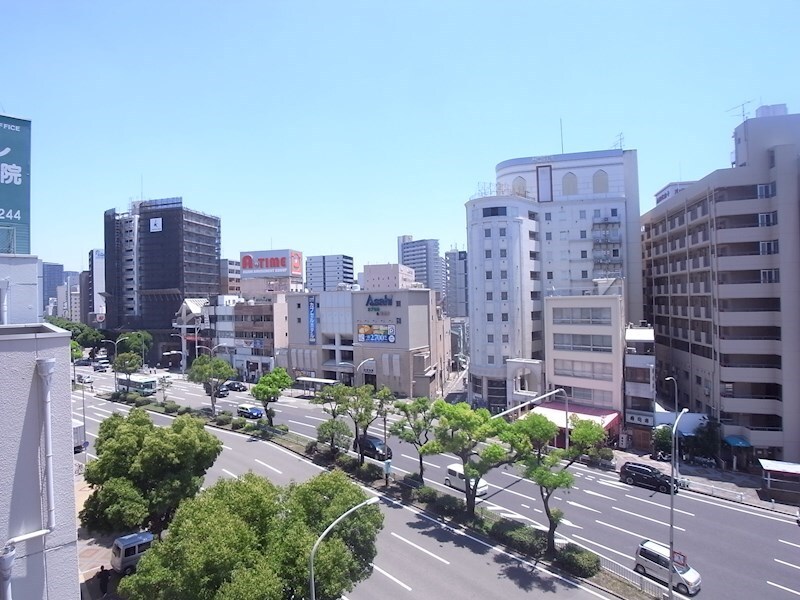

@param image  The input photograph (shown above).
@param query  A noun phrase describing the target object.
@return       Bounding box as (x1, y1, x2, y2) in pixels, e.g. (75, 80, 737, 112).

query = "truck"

(73, 419, 86, 453)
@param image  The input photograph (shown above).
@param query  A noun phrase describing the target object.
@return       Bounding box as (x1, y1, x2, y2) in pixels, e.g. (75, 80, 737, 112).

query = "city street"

(73, 366, 800, 599)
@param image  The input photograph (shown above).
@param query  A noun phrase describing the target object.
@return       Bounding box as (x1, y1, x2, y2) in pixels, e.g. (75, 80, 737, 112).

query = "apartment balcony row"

(652, 305, 712, 320)
(719, 364, 781, 383)
(592, 235, 622, 245)
(718, 338, 783, 355)
(721, 395, 782, 416)
(715, 224, 777, 244)
(592, 215, 622, 226)
(717, 311, 780, 327)
(717, 282, 780, 299)
(720, 424, 783, 448)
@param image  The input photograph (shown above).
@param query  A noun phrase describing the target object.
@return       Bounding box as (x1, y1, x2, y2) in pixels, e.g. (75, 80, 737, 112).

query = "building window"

(581, 250, 587, 259)
(501, 291, 508, 300)
(485, 270, 492, 280)
(545, 232, 552, 241)
(485, 249, 492, 259)
(545, 212, 552, 221)
(612, 248, 620, 257)
(396, 317, 402, 324)
(529, 231, 538, 241)
(594, 209, 601, 218)
(484, 228, 491, 238)
(593, 169, 609, 193)
(500, 270, 507, 279)
(488, 334, 494, 343)
(611, 208, 618, 217)
(501, 313, 508, 321)
(499, 227, 506, 237)
(530, 271, 536, 279)
(483, 206, 508, 217)
(761, 269, 780, 283)
(760, 240, 779, 255)
(546, 271, 553, 279)
(580, 230, 587, 239)
(488, 355, 495, 364)
(487, 313, 494, 321)
(297, 317, 301, 323)
(297, 303, 301, 309)
(396, 300, 401, 306)
(562, 172, 578, 195)
(579, 209, 586, 219)
(502, 334, 509, 343)
(512, 176, 527, 196)
(581, 270, 588, 278)
(485, 292, 493, 301)
(528, 211, 537, 220)
(500, 249, 507, 258)
(759, 212, 778, 226)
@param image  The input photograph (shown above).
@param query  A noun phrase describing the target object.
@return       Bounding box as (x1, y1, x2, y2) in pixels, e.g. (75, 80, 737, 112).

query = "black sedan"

(225, 381, 247, 392)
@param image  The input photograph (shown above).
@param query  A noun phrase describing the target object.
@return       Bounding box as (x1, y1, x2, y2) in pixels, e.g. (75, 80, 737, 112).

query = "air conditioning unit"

(604, 217, 609, 222)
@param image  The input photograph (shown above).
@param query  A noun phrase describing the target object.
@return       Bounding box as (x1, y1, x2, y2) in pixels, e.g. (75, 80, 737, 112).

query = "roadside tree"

(118, 330, 154, 364)
(250, 367, 293, 426)
(509, 414, 607, 554)
(316, 419, 353, 454)
(113, 351, 142, 389)
(346, 385, 394, 466)
(70, 340, 83, 361)
(421, 400, 511, 516)
(187, 354, 236, 416)
(117, 470, 383, 600)
(391, 396, 436, 483)
(79, 408, 222, 534)
(157, 375, 173, 404)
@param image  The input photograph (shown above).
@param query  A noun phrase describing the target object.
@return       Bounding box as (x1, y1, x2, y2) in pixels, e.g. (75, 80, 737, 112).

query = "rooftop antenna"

(612, 132, 624, 150)
(726, 100, 752, 123)
(560, 118, 564, 154)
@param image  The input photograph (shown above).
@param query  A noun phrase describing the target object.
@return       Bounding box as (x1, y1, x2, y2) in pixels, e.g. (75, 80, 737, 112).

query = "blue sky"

(4, 1, 799, 274)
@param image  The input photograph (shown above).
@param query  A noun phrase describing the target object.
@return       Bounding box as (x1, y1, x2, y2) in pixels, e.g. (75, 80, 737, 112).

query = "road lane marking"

(85, 415, 104, 423)
(305, 416, 327, 422)
(487, 483, 538, 502)
(370, 563, 412, 591)
(596, 520, 653, 540)
(612, 506, 684, 530)
(222, 469, 238, 478)
(598, 479, 628, 489)
(625, 495, 695, 516)
(584, 490, 615, 501)
(255, 459, 282, 475)
(682, 493, 794, 523)
(767, 581, 800, 596)
(390, 532, 450, 564)
(400, 454, 440, 468)
(501, 471, 525, 481)
(775, 558, 800, 570)
(572, 535, 630, 560)
(780, 539, 800, 549)
(256, 440, 326, 471)
(521, 503, 530, 509)
(184, 392, 203, 397)
(222, 445, 232, 450)
(566, 501, 601, 514)
(288, 420, 315, 428)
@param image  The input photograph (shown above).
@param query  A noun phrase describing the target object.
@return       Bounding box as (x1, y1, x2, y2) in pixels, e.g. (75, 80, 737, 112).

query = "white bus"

(119, 373, 158, 396)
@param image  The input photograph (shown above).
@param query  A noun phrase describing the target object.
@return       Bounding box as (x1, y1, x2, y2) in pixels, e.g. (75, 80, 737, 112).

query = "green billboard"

(0, 114, 31, 254)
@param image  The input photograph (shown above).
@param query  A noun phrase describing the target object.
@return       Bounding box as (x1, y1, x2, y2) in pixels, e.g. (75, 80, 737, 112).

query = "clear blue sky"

(4, 1, 799, 274)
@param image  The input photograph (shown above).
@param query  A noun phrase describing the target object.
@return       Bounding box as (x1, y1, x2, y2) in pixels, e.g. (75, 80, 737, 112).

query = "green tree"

(312, 382, 351, 421)
(250, 367, 293, 426)
(421, 400, 511, 516)
(345, 385, 394, 466)
(75, 327, 103, 350)
(117, 470, 383, 600)
(391, 396, 436, 483)
(652, 425, 672, 455)
(119, 330, 154, 363)
(113, 351, 142, 377)
(510, 414, 607, 554)
(157, 375, 173, 404)
(79, 408, 222, 534)
(70, 340, 83, 361)
(316, 419, 353, 454)
(187, 355, 236, 416)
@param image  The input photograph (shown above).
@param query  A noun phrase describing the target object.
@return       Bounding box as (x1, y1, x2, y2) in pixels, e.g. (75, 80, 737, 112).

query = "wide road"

(71, 376, 614, 600)
(75, 367, 800, 598)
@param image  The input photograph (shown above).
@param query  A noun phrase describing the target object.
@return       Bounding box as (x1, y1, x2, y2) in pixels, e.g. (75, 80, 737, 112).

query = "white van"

(110, 531, 154, 575)
(634, 539, 701, 596)
(444, 463, 489, 496)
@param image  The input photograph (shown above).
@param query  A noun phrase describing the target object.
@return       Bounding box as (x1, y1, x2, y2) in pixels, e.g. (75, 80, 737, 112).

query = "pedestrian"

(98, 565, 110, 597)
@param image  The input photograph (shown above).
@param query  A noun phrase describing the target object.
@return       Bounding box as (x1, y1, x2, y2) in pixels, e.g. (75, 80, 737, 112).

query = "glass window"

(501, 291, 508, 300)
(488, 355, 495, 364)
(581, 250, 587, 258)
(545, 232, 552, 241)
(485, 271, 492, 280)
(502, 334, 509, 342)
(545, 212, 552, 221)
(487, 313, 494, 322)
(499, 227, 506, 237)
(485, 249, 492, 258)
(488, 334, 494, 343)
(611, 208, 618, 216)
(484, 228, 491, 237)
(501, 313, 508, 321)
(500, 249, 507, 258)
(562, 172, 578, 195)
(580, 230, 587, 239)
(486, 291, 493, 300)
(500, 270, 507, 279)
(579, 210, 586, 219)
(546, 271, 553, 279)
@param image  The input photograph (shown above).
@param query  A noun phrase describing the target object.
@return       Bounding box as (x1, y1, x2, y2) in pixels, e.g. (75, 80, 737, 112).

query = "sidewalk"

(75, 478, 122, 599)
(612, 447, 799, 516)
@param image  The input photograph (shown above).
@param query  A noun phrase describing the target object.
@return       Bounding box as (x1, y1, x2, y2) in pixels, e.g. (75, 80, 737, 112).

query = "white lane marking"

(775, 558, 800, 571)
(681, 492, 795, 523)
(288, 420, 315, 429)
(487, 483, 538, 502)
(521, 503, 530, 509)
(598, 479, 628, 489)
(780, 539, 800, 549)
(566, 501, 601, 514)
(596, 520, 660, 540)
(305, 416, 327, 422)
(501, 471, 526, 481)
(370, 563, 412, 591)
(572, 535, 630, 560)
(85, 415, 104, 424)
(767, 581, 800, 596)
(612, 506, 684, 530)
(255, 459, 282, 475)
(390, 532, 450, 564)
(222, 445, 232, 450)
(257, 439, 326, 471)
(625, 494, 695, 516)
(222, 469, 238, 478)
(585, 490, 615, 501)
(401, 454, 440, 468)
(184, 392, 203, 397)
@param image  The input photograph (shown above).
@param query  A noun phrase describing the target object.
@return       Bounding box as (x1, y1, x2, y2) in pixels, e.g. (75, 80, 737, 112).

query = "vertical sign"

(536, 165, 553, 203)
(308, 296, 317, 344)
(0, 114, 32, 253)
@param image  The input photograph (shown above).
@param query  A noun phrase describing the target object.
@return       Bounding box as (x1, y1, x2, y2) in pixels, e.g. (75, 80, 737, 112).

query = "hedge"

(554, 543, 601, 577)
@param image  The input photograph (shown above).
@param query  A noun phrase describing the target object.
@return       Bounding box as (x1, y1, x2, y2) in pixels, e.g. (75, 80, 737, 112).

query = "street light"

(309, 496, 380, 600)
(665, 374, 685, 599)
(101, 336, 131, 392)
(554, 388, 570, 452)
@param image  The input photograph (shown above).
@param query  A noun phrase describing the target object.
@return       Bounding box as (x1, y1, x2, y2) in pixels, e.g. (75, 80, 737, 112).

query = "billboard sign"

(0, 114, 32, 254)
(357, 323, 396, 344)
(240, 249, 303, 279)
(308, 296, 317, 344)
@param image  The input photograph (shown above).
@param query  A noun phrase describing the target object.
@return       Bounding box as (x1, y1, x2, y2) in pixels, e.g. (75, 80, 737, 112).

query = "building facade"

(466, 149, 642, 414)
(239, 249, 303, 297)
(305, 254, 355, 292)
(0, 113, 31, 255)
(41, 262, 64, 312)
(397, 236, 444, 297)
(641, 107, 800, 462)
(444, 249, 468, 317)
(219, 259, 241, 295)
(361, 263, 416, 291)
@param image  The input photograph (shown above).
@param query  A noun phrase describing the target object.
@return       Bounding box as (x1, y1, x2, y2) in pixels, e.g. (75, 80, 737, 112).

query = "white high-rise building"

(642, 106, 800, 462)
(445, 249, 468, 317)
(466, 149, 642, 413)
(306, 255, 355, 292)
(397, 236, 444, 296)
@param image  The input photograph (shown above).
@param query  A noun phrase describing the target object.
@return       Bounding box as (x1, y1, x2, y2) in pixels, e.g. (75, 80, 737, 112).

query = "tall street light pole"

(101, 336, 130, 392)
(665, 375, 683, 599)
(555, 388, 570, 452)
(309, 496, 379, 600)
(170, 333, 188, 378)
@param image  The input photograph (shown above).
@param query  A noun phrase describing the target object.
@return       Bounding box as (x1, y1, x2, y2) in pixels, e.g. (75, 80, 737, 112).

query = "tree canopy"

(46, 316, 103, 349)
(118, 330, 154, 358)
(250, 367, 293, 426)
(344, 385, 394, 466)
(113, 352, 142, 377)
(79, 408, 222, 534)
(391, 396, 436, 482)
(187, 355, 236, 416)
(117, 470, 383, 600)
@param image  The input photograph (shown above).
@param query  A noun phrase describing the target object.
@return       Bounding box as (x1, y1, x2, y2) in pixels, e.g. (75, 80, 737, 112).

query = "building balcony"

(717, 255, 776, 271)
(721, 395, 782, 416)
(721, 424, 783, 448)
(719, 365, 781, 384)
(718, 338, 782, 355)
(717, 311, 780, 327)
(593, 215, 622, 225)
(717, 282, 780, 299)
(716, 226, 776, 244)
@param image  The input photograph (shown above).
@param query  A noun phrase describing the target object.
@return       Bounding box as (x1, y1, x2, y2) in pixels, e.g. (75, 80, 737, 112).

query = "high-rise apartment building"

(642, 106, 800, 462)
(397, 236, 444, 296)
(466, 149, 642, 413)
(305, 254, 355, 292)
(41, 262, 64, 311)
(444, 249, 468, 317)
(219, 259, 241, 295)
(103, 198, 221, 335)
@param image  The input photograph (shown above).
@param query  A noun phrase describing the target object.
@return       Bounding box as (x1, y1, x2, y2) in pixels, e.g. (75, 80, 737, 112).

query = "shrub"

(274, 424, 289, 433)
(403, 472, 424, 488)
(305, 441, 319, 455)
(415, 486, 438, 504)
(433, 494, 465, 517)
(134, 396, 151, 407)
(554, 543, 601, 578)
(334, 453, 357, 472)
(231, 417, 246, 430)
(177, 406, 192, 415)
(488, 520, 545, 556)
(215, 413, 232, 426)
(356, 463, 383, 482)
(163, 402, 179, 414)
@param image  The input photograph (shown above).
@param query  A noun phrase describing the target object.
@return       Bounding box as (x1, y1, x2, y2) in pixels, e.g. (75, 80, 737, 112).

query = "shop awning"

(532, 402, 620, 431)
(723, 435, 752, 448)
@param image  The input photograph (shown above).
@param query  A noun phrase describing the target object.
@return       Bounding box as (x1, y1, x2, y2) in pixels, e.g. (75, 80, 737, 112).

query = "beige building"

(360, 263, 416, 291)
(284, 286, 451, 398)
(642, 106, 800, 462)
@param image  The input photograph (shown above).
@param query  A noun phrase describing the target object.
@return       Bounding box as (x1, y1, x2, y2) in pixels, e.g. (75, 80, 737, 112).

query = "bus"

(118, 373, 158, 396)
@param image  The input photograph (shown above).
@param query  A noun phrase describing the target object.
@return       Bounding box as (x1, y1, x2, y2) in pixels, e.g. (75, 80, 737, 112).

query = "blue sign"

(308, 296, 317, 344)
(0, 114, 31, 253)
